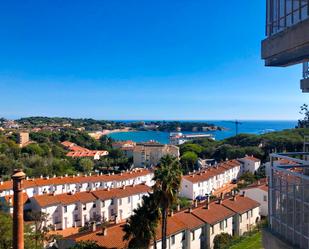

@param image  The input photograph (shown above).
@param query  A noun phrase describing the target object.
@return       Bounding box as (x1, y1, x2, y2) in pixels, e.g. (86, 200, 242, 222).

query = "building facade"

(133, 142, 180, 168)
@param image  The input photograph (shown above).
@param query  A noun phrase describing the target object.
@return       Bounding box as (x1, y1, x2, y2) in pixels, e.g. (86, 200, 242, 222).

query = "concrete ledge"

(262, 18, 309, 66)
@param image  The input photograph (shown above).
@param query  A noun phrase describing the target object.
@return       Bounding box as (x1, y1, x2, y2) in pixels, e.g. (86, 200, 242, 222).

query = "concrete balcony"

(262, 18, 309, 67)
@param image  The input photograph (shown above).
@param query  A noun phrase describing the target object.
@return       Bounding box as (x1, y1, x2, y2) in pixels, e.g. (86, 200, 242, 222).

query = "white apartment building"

(242, 179, 268, 216)
(238, 156, 261, 173)
(30, 184, 151, 230)
(221, 194, 261, 236)
(60, 194, 261, 249)
(133, 142, 180, 168)
(0, 168, 154, 198)
(180, 159, 242, 200)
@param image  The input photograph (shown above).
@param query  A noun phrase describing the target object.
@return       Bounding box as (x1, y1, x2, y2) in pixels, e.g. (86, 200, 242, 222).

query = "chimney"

(12, 169, 26, 249)
(194, 199, 198, 208)
(188, 207, 192, 213)
(91, 222, 96, 232)
(102, 226, 107, 236)
(0, 180, 3, 185)
(242, 191, 246, 197)
(122, 185, 126, 190)
(205, 196, 210, 209)
(89, 173, 92, 176)
(170, 210, 174, 217)
(177, 204, 180, 212)
(257, 180, 261, 185)
(40, 175, 43, 179)
(232, 194, 237, 201)
(65, 174, 68, 177)
(26, 177, 29, 180)
(53, 175, 56, 178)
(77, 173, 80, 177)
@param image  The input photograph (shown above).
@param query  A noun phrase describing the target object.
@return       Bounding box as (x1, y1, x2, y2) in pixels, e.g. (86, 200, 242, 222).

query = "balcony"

(262, 0, 309, 67)
(269, 152, 309, 249)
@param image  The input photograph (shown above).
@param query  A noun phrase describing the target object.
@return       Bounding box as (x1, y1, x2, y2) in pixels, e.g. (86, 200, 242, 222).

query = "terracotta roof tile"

(192, 202, 235, 225)
(92, 184, 151, 201)
(221, 196, 260, 214)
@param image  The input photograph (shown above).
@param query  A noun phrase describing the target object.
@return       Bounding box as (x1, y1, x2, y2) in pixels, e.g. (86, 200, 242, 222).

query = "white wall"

(244, 188, 268, 216)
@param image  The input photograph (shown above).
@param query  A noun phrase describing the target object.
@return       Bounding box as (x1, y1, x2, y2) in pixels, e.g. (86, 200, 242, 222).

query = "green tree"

(79, 158, 94, 173)
(180, 151, 198, 174)
(153, 155, 182, 249)
(213, 233, 233, 249)
(123, 194, 160, 249)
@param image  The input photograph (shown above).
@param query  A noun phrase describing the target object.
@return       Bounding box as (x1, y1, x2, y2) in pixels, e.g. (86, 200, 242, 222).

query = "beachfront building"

(0, 168, 154, 198)
(133, 141, 179, 168)
(30, 184, 150, 230)
(180, 159, 242, 200)
(59, 193, 260, 249)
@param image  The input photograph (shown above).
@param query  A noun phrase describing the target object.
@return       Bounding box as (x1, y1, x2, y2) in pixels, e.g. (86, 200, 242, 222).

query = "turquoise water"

(108, 120, 298, 144)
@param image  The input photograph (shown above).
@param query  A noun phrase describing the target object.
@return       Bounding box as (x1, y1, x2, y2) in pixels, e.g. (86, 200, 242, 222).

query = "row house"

(180, 159, 242, 200)
(0, 168, 154, 198)
(30, 184, 151, 230)
(59, 194, 260, 249)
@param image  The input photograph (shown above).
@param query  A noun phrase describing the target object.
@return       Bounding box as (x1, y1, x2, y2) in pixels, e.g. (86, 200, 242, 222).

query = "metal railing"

(266, 0, 309, 36)
(269, 152, 309, 249)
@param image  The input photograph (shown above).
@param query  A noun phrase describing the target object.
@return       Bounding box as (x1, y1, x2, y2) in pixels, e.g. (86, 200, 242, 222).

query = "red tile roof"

(92, 184, 151, 201)
(0, 169, 152, 191)
(183, 159, 241, 183)
(192, 201, 235, 225)
(32, 184, 150, 208)
(3, 193, 29, 206)
(69, 224, 129, 249)
(242, 156, 261, 162)
(221, 195, 260, 214)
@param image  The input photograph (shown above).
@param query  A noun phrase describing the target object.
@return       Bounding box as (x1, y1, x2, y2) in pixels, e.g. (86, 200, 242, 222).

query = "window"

(191, 230, 195, 241)
(128, 197, 131, 203)
(250, 210, 253, 218)
(225, 219, 227, 228)
(220, 221, 224, 230)
(74, 214, 78, 221)
(263, 195, 267, 202)
(93, 202, 96, 208)
(111, 209, 115, 216)
(246, 211, 249, 219)
(211, 225, 214, 234)
(111, 199, 114, 205)
(102, 201, 105, 207)
(64, 206, 67, 213)
(83, 204, 86, 210)
(182, 231, 186, 241)
(171, 235, 175, 244)
(119, 198, 122, 205)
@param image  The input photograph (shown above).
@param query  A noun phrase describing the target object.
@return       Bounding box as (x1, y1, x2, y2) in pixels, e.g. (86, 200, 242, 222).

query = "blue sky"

(0, 0, 306, 120)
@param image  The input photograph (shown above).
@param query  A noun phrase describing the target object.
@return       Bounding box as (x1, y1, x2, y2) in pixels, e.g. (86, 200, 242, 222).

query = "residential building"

(180, 156, 261, 200)
(242, 179, 269, 216)
(17, 132, 30, 148)
(180, 159, 242, 200)
(268, 153, 309, 249)
(238, 156, 261, 174)
(133, 141, 179, 168)
(262, 0, 309, 92)
(61, 141, 109, 160)
(112, 141, 136, 158)
(30, 184, 150, 230)
(221, 194, 261, 236)
(0, 168, 154, 198)
(59, 193, 260, 249)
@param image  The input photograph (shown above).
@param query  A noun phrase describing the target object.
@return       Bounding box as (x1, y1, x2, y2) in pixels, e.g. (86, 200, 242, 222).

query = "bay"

(108, 120, 298, 144)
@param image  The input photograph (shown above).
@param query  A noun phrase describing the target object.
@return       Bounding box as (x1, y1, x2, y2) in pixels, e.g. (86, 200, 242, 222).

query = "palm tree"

(123, 194, 160, 249)
(153, 155, 182, 249)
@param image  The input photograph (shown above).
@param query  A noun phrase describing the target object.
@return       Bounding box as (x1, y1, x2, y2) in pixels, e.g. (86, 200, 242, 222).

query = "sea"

(108, 120, 298, 144)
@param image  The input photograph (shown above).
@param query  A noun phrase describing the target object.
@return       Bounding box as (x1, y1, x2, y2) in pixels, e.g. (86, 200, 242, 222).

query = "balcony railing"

(269, 152, 309, 249)
(266, 0, 309, 36)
